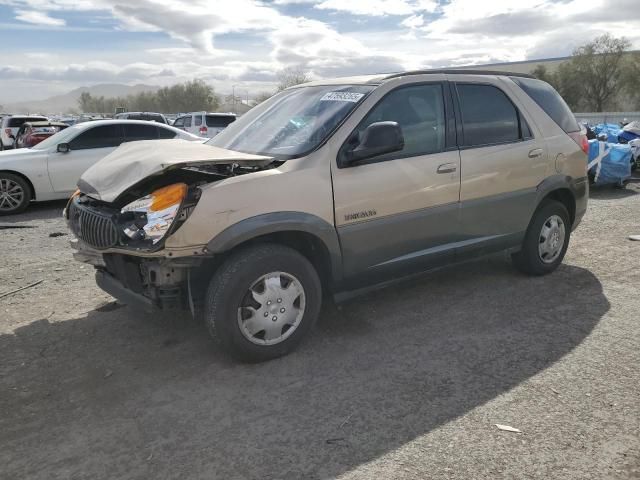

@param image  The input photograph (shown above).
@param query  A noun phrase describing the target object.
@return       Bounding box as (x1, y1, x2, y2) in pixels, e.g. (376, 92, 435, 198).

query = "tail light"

(580, 135, 589, 154)
(199, 126, 208, 135)
(569, 132, 589, 155)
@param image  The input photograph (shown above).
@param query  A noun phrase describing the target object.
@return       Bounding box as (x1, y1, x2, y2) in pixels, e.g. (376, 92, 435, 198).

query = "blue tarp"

(592, 123, 621, 143)
(587, 140, 632, 186)
(619, 130, 640, 143)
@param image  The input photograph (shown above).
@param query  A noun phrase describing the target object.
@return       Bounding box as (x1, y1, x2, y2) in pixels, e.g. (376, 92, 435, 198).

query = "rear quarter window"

(206, 115, 235, 128)
(511, 77, 579, 133)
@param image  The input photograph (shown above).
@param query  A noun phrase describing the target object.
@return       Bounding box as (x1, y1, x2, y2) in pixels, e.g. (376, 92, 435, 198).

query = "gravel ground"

(1, 179, 639, 480)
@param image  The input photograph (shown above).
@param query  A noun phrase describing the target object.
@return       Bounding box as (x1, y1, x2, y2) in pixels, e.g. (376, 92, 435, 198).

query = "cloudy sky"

(1, 0, 639, 102)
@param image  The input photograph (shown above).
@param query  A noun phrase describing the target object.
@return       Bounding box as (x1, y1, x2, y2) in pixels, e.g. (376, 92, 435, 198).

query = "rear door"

(452, 77, 548, 256)
(331, 79, 462, 283)
(47, 124, 124, 193)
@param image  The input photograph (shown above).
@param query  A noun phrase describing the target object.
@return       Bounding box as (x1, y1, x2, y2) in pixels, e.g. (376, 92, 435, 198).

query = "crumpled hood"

(78, 139, 273, 203)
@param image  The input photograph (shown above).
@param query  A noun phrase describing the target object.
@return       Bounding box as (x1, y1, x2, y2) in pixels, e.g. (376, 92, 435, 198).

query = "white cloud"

(401, 14, 424, 28)
(1, 0, 640, 103)
(315, 0, 437, 16)
(15, 10, 66, 26)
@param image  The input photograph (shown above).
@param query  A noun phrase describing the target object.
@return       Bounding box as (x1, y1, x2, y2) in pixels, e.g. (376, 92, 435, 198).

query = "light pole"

(232, 84, 239, 114)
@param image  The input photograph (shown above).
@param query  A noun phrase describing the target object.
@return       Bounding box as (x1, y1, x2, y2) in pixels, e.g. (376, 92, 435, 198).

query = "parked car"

(1, 114, 48, 150)
(0, 120, 202, 214)
(14, 121, 69, 149)
(66, 70, 588, 362)
(114, 112, 169, 124)
(173, 112, 236, 138)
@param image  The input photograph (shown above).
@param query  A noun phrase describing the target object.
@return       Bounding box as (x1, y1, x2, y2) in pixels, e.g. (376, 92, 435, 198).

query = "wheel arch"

(535, 175, 577, 224)
(0, 169, 36, 200)
(205, 212, 343, 288)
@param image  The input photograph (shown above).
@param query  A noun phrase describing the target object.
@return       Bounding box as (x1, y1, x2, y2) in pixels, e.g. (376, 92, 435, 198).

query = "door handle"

(528, 148, 544, 158)
(437, 163, 457, 174)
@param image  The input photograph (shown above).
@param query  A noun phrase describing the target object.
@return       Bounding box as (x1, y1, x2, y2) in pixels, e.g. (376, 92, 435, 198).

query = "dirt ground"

(1, 179, 639, 480)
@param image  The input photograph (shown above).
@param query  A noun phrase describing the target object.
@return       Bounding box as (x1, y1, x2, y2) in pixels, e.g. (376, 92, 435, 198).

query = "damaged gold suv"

(66, 70, 589, 361)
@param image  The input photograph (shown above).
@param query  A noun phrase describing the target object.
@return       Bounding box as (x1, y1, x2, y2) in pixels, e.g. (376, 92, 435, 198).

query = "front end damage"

(66, 141, 276, 312)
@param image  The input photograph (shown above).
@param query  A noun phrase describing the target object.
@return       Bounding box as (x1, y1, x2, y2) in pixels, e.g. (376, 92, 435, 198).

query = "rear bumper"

(95, 270, 156, 313)
(572, 177, 589, 230)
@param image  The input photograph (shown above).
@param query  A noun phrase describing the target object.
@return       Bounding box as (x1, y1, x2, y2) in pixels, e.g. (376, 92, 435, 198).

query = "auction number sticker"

(320, 92, 365, 102)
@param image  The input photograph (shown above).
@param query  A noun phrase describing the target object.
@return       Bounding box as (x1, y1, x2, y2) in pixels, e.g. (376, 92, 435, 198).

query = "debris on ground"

(0, 279, 44, 299)
(48, 232, 67, 238)
(495, 424, 522, 433)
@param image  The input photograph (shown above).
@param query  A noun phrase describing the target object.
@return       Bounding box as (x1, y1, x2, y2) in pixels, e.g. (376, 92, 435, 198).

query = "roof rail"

(382, 69, 536, 80)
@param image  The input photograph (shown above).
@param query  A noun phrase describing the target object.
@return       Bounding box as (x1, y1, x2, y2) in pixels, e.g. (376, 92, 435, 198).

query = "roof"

(296, 69, 534, 88)
(70, 119, 185, 131)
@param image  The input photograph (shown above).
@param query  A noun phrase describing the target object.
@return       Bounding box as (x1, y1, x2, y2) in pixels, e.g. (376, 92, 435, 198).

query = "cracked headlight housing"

(120, 183, 187, 245)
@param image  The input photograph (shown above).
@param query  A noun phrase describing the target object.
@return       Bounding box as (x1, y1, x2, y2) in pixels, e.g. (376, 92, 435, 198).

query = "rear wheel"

(512, 200, 571, 276)
(205, 244, 322, 362)
(0, 173, 31, 215)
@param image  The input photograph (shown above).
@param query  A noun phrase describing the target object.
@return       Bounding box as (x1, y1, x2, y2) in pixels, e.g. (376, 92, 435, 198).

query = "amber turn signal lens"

(149, 183, 187, 212)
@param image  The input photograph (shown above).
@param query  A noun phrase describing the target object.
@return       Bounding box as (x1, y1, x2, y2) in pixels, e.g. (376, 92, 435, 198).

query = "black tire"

(205, 243, 322, 362)
(512, 200, 571, 276)
(0, 172, 31, 215)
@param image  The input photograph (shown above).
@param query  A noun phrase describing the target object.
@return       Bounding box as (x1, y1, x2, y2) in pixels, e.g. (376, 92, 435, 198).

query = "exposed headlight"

(120, 183, 187, 244)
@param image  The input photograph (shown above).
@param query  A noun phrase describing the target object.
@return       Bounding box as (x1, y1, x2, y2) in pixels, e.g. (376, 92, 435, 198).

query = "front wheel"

(0, 173, 31, 215)
(205, 244, 322, 362)
(512, 200, 571, 276)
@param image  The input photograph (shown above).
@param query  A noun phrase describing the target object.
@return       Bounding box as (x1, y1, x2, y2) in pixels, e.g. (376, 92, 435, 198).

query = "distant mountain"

(3, 84, 160, 115)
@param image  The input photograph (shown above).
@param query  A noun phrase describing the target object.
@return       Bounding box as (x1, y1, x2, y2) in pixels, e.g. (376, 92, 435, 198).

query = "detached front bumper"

(95, 270, 156, 312)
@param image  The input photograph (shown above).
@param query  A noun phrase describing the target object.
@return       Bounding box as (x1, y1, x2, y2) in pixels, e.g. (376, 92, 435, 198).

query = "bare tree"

(276, 66, 311, 92)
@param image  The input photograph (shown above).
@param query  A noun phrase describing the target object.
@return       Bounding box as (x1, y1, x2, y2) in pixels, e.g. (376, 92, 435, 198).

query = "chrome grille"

(69, 200, 120, 250)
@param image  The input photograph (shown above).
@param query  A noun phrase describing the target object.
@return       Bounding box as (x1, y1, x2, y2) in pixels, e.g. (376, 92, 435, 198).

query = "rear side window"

(70, 125, 123, 149)
(194, 115, 202, 126)
(206, 115, 235, 128)
(511, 77, 579, 133)
(8, 117, 46, 127)
(123, 124, 158, 141)
(456, 84, 527, 147)
(184, 117, 192, 128)
(157, 127, 177, 139)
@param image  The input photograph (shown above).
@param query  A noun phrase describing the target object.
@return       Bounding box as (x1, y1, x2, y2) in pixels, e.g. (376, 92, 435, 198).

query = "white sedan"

(0, 119, 202, 215)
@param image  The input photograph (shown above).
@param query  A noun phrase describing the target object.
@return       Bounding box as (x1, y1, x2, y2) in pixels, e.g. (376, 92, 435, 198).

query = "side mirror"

(340, 121, 404, 167)
(57, 143, 70, 153)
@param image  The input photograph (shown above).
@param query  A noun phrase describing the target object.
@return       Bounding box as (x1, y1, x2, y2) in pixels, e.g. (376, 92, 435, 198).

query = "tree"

(568, 34, 631, 111)
(530, 65, 554, 84)
(276, 66, 311, 92)
(621, 51, 640, 110)
(76, 79, 220, 114)
(251, 91, 275, 106)
(529, 34, 632, 112)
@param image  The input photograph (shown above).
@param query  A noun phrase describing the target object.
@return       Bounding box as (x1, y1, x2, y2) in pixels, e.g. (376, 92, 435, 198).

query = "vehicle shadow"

(0, 257, 608, 479)
(589, 184, 639, 200)
(0, 200, 67, 224)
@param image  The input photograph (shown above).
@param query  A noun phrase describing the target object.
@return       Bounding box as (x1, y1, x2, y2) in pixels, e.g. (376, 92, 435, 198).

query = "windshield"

(207, 85, 374, 158)
(32, 124, 83, 150)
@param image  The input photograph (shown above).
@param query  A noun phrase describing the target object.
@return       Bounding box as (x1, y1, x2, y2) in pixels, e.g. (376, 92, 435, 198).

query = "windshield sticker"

(320, 92, 365, 103)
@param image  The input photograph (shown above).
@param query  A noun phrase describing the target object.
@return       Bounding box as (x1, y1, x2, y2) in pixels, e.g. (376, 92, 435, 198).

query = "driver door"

(47, 124, 124, 193)
(331, 82, 462, 283)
